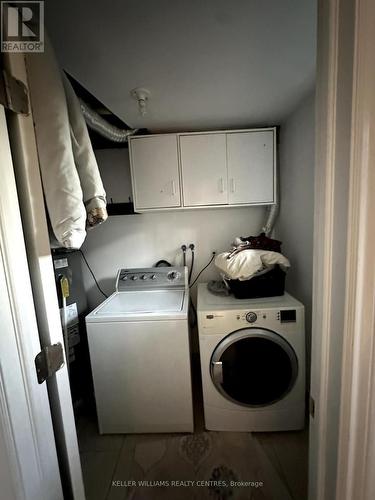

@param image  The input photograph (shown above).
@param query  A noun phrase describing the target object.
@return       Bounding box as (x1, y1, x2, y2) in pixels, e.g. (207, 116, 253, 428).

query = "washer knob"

(131, 275, 138, 281)
(167, 271, 178, 280)
(246, 312, 257, 323)
(141, 275, 147, 280)
(150, 274, 156, 280)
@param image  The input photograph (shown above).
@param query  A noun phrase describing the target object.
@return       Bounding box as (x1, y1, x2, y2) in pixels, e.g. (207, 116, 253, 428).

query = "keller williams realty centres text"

(112, 480, 264, 488)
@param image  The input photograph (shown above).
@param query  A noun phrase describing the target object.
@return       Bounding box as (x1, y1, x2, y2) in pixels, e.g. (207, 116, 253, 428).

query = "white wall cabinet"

(227, 130, 275, 204)
(180, 133, 227, 206)
(129, 135, 181, 209)
(129, 127, 276, 211)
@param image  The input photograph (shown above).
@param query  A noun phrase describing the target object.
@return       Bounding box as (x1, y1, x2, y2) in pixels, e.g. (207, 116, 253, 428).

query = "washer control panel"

(116, 267, 186, 291)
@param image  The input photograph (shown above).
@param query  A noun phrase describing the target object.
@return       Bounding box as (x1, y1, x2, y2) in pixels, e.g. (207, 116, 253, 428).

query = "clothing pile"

(26, 35, 107, 249)
(215, 233, 290, 281)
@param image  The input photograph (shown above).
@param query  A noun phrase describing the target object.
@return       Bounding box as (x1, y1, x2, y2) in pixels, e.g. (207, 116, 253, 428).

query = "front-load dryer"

(197, 284, 305, 431)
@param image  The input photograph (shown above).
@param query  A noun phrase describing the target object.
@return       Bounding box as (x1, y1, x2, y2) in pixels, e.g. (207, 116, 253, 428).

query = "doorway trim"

(310, 0, 375, 498)
(4, 52, 85, 500)
(309, 0, 344, 496)
(335, 0, 375, 498)
(0, 103, 63, 499)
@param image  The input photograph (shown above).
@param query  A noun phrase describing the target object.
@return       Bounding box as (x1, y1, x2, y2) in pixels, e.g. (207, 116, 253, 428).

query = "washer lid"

(88, 290, 185, 318)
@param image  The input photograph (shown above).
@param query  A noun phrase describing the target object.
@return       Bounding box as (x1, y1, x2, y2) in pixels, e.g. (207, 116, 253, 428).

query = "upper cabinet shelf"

(128, 127, 276, 212)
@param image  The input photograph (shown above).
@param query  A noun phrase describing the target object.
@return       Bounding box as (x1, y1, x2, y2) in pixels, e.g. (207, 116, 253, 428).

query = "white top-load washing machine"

(197, 284, 305, 432)
(86, 267, 193, 434)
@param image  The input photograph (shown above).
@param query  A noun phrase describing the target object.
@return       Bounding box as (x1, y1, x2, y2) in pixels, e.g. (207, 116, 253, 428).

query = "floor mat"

(107, 430, 294, 500)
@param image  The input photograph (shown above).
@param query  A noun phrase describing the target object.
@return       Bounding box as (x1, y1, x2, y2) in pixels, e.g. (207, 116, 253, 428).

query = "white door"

(179, 133, 227, 206)
(0, 104, 63, 500)
(129, 135, 181, 209)
(227, 130, 275, 205)
(4, 53, 85, 499)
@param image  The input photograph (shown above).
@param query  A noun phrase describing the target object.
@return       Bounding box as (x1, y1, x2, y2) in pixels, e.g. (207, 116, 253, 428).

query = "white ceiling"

(46, 0, 316, 133)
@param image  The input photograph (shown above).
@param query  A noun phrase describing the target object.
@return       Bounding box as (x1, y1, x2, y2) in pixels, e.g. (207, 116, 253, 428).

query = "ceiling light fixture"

(131, 87, 150, 116)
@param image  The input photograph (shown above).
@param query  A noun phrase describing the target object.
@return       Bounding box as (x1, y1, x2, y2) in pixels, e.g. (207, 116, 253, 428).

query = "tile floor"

(77, 351, 308, 500)
(76, 411, 308, 500)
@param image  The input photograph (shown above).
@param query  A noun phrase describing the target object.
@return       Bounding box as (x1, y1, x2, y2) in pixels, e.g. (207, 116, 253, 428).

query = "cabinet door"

(180, 133, 227, 206)
(130, 135, 181, 209)
(227, 130, 275, 204)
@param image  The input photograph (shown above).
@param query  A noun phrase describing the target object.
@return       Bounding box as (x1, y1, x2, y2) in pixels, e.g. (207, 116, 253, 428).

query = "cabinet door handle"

(219, 177, 225, 193)
(230, 178, 236, 193)
(171, 180, 176, 195)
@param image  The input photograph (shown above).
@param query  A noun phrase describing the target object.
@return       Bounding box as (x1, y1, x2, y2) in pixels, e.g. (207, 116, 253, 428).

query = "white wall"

(275, 92, 315, 370)
(84, 96, 315, 316)
(82, 149, 267, 308)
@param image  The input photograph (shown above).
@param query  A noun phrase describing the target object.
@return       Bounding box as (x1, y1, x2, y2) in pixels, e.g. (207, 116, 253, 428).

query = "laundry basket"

(226, 265, 286, 299)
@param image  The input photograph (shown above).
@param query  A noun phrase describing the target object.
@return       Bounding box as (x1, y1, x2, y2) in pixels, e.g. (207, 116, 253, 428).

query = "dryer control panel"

(246, 311, 257, 323)
(116, 267, 187, 291)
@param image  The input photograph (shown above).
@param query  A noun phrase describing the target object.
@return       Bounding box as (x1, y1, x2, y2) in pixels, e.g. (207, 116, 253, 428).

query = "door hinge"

(35, 343, 65, 384)
(0, 69, 29, 115)
(309, 395, 315, 418)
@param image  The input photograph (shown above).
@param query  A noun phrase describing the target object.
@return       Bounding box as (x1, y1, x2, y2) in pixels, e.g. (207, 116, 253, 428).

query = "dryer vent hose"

(262, 203, 279, 236)
(79, 99, 138, 142)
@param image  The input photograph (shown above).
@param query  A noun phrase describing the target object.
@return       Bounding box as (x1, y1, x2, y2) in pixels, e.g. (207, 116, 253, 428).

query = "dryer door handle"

(212, 361, 223, 385)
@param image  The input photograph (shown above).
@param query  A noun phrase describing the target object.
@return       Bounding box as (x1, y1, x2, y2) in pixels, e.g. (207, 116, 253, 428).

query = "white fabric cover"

(215, 249, 291, 281)
(62, 73, 107, 226)
(26, 37, 86, 248)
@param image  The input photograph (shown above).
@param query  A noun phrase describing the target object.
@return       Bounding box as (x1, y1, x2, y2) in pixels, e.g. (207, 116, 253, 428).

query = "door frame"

(335, 0, 375, 497)
(3, 53, 85, 499)
(0, 104, 63, 499)
(310, 0, 375, 498)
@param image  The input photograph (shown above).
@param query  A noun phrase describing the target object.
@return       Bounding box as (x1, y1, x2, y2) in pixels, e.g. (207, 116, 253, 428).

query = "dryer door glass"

(210, 328, 298, 407)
